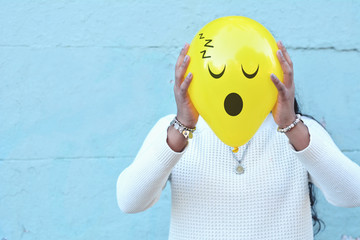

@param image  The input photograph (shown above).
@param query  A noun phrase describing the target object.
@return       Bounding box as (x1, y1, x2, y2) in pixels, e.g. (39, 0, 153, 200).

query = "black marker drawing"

(200, 50, 211, 59)
(241, 64, 259, 79)
(208, 64, 226, 79)
(204, 39, 214, 48)
(199, 33, 214, 59)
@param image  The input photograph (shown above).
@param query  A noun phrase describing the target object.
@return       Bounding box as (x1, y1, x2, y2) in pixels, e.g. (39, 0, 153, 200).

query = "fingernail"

(270, 73, 276, 79)
(279, 41, 283, 47)
(277, 50, 283, 57)
(187, 72, 192, 78)
(181, 44, 187, 53)
(184, 55, 189, 62)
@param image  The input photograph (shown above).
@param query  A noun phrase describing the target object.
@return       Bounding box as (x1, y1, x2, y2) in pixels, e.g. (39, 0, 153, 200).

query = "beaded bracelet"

(170, 117, 196, 139)
(277, 114, 302, 133)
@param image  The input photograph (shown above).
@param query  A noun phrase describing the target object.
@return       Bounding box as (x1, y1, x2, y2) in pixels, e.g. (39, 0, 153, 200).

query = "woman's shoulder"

(157, 114, 176, 125)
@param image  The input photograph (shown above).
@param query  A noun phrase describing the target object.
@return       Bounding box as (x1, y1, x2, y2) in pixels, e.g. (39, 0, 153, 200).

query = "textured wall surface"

(0, 1, 359, 239)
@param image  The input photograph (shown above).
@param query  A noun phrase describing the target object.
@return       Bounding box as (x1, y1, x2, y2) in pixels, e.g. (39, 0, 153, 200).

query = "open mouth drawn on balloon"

(224, 92, 243, 116)
(208, 64, 226, 79)
(208, 64, 258, 116)
(241, 64, 259, 79)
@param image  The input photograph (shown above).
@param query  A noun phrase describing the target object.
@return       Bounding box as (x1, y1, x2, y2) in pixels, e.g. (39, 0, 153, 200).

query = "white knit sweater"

(117, 114, 360, 240)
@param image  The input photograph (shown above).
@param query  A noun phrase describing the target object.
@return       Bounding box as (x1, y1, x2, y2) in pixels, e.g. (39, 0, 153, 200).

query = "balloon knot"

(232, 147, 239, 153)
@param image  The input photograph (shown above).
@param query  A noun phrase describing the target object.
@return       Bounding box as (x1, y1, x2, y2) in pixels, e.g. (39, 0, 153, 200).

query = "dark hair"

(294, 98, 325, 236)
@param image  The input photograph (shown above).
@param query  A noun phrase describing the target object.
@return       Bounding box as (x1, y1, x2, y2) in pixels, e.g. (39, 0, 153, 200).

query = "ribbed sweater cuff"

(139, 114, 190, 170)
(287, 122, 324, 168)
(154, 130, 189, 168)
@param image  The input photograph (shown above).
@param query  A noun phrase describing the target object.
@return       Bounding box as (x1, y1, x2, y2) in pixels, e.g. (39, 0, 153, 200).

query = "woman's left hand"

(270, 40, 297, 128)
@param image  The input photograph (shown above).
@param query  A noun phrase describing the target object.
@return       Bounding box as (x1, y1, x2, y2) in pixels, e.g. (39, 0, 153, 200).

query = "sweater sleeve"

(117, 114, 189, 213)
(288, 116, 360, 208)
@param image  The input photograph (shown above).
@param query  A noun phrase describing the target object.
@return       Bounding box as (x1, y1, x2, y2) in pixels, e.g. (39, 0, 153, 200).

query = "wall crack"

(0, 44, 359, 53)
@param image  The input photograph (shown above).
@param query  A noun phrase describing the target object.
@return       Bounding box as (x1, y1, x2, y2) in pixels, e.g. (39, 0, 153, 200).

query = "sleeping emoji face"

(186, 16, 283, 149)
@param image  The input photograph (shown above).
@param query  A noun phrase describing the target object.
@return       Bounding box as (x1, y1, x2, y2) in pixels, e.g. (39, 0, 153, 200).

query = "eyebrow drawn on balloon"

(208, 64, 226, 79)
(241, 64, 259, 79)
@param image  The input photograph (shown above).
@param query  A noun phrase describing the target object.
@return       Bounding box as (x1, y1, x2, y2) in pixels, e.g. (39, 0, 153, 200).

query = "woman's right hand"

(174, 43, 199, 128)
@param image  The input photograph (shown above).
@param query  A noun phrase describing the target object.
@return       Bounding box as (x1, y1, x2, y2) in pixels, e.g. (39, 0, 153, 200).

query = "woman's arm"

(270, 41, 360, 207)
(117, 114, 187, 213)
(117, 43, 198, 213)
(290, 117, 360, 207)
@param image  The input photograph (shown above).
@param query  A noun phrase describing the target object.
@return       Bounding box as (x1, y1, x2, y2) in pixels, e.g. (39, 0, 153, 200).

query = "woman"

(117, 41, 360, 239)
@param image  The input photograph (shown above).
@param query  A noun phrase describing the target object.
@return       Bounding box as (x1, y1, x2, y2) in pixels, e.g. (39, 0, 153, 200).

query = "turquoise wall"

(0, 1, 359, 239)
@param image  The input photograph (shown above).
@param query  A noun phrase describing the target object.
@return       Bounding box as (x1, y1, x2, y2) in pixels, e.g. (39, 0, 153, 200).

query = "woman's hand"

(174, 43, 199, 128)
(270, 41, 296, 128)
(167, 43, 199, 152)
(271, 41, 310, 151)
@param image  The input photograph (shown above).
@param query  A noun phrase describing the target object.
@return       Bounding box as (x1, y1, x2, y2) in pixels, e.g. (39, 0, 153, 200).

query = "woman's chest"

(170, 128, 309, 203)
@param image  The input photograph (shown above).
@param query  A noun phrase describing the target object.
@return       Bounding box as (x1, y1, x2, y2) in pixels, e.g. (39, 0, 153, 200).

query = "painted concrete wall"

(0, 1, 359, 239)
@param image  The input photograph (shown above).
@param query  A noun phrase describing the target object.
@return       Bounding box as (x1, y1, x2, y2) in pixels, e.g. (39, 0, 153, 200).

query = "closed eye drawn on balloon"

(241, 64, 259, 79)
(208, 64, 226, 79)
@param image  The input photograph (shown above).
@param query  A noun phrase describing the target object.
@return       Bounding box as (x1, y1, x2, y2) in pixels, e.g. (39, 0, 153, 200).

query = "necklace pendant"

(235, 164, 244, 174)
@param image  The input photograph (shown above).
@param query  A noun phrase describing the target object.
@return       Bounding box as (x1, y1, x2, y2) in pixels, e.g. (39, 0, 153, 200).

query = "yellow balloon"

(186, 16, 283, 150)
